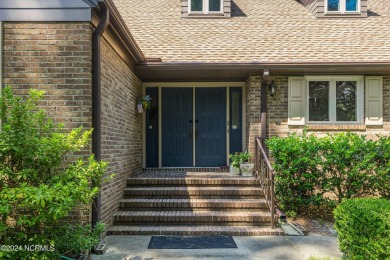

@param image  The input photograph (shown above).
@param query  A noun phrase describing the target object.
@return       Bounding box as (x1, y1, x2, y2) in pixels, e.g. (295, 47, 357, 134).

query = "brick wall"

(3, 23, 93, 132)
(245, 75, 390, 157)
(100, 38, 143, 227)
(2, 22, 93, 223)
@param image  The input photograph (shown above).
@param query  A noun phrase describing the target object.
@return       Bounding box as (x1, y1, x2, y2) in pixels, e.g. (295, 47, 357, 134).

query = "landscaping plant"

(228, 151, 253, 168)
(267, 131, 390, 215)
(334, 198, 390, 259)
(266, 132, 327, 214)
(0, 87, 110, 259)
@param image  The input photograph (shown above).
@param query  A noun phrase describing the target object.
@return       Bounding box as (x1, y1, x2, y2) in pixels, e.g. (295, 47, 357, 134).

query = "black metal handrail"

(254, 137, 285, 229)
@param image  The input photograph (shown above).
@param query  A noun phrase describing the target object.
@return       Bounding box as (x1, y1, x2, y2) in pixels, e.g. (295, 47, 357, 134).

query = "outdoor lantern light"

(268, 80, 276, 97)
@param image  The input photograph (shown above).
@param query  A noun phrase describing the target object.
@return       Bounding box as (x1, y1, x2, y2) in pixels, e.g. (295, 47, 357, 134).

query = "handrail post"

(270, 169, 275, 229)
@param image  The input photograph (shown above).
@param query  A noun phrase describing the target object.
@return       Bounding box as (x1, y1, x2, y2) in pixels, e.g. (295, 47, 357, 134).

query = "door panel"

(162, 88, 193, 167)
(195, 88, 227, 167)
(229, 87, 243, 154)
(145, 87, 158, 167)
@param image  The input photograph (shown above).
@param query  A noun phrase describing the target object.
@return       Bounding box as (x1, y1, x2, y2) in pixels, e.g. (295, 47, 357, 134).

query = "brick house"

(1, 0, 389, 235)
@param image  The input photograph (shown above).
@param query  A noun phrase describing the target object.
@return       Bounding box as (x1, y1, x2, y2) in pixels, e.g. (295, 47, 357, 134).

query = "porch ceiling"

(135, 62, 390, 82)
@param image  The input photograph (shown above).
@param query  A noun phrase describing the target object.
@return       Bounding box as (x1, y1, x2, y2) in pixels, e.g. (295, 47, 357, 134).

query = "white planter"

(240, 163, 254, 177)
(229, 164, 240, 175)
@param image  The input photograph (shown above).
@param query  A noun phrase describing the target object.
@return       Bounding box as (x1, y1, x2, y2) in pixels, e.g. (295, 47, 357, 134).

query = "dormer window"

(189, 0, 223, 14)
(326, 0, 360, 13)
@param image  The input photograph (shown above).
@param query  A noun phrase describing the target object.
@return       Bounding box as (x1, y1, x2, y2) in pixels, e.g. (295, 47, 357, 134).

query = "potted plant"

(228, 152, 241, 175)
(239, 151, 254, 177)
(138, 95, 152, 113)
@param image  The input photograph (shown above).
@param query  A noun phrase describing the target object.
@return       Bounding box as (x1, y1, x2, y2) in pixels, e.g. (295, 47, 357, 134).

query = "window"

(189, 0, 223, 14)
(288, 76, 383, 126)
(306, 76, 363, 124)
(325, 0, 360, 13)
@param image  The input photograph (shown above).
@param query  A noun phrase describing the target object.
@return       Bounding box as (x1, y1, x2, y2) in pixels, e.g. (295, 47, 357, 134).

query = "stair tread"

(107, 225, 283, 236)
(124, 186, 262, 191)
(114, 210, 271, 217)
(119, 198, 266, 202)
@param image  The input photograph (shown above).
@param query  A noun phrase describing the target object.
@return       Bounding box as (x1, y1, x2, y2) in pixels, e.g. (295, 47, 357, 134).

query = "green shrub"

(52, 222, 106, 259)
(373, 136, 390, 199)
(334, 198, 390, 259)
(320, 133, 378, 202)
(266, 132, 328, 214)
(267, 132, 390, 215)
(0, 87, 111, 259)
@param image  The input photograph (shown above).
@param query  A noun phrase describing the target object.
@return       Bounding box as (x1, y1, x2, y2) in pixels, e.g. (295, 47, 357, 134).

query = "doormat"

(147, 235, 237, 249)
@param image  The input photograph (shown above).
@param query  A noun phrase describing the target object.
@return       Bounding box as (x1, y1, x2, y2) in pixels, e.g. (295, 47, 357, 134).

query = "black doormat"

(147, 235, 237, 249)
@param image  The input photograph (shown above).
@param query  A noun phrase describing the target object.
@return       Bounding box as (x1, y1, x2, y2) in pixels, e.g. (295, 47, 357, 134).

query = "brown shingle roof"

(113, 0, 390, 63)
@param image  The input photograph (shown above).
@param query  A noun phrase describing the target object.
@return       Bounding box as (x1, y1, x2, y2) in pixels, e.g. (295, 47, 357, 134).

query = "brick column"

(245, 76, 262, 158)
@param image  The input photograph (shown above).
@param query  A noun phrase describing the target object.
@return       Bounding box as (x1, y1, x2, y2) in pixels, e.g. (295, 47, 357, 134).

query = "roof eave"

(135, 61, 390, 82)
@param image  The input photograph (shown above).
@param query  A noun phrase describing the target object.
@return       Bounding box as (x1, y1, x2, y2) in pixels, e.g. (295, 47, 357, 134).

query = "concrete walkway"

(92, 234, 343, 260)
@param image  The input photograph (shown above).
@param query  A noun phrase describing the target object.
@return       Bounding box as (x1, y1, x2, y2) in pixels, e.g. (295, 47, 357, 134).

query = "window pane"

(191, 0, 203, 11)
(209, 0, 221, 12)
(346, 0, 358, 11)
(231, 91, 240, 129)
(327, 0, 340, 11)
(336, 81, 357, 121)
(309, 81, 330, 121)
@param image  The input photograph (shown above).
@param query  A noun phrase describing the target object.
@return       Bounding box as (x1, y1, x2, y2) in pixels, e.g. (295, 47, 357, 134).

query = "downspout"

(0, 21, 3, 91)
(92, 0, 109, 228)
(260, 69, 269, 141)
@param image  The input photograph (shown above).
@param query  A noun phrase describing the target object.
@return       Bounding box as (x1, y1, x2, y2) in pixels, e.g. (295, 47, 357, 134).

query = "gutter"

(136, 61, 390, 70)
(92, 0, 109, 229)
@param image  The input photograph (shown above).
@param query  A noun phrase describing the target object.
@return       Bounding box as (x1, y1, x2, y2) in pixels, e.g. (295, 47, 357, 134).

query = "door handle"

(189, 130, 193, 140)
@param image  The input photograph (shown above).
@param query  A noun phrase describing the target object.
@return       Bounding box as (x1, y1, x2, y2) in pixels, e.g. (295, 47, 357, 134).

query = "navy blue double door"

(162, 87, 226, 167)
(146, 87, 242, 167)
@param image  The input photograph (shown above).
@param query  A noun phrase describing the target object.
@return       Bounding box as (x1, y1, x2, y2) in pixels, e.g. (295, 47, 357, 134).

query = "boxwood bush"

(334, 198, 390, 259)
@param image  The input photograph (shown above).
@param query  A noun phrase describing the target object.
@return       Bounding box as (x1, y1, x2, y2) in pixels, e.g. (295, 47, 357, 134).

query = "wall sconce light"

(268, 80, 277, 97)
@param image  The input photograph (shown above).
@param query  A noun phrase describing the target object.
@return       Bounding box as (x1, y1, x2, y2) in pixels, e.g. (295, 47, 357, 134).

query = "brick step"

(127, 177, 258, 187)
(123, 186, 264, 198)
(107, 225, 284, 236)
(118, 198, 268, 211)
(113, 211, 271, 225)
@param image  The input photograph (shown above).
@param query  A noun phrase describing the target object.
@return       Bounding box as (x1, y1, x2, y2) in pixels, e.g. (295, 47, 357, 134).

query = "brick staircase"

(107, 172, 283, 236)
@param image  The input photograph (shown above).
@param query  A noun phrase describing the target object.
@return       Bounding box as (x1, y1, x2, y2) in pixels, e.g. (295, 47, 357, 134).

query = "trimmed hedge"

(334, 198, 390, 259)
(266, 132, 390, 215)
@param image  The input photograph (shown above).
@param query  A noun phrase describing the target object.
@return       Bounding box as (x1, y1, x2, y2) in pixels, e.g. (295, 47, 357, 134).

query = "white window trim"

(304, 76, 364, 125)
(324, 0, 361, 14)
(188, 0, 223, 15)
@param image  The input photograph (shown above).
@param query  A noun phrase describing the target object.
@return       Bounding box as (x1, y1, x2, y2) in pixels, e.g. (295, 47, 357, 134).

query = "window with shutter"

(288, 76, 378, 126)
